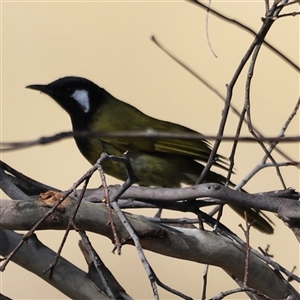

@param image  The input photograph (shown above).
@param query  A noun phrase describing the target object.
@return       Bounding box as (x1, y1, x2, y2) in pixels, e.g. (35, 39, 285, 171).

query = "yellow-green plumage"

(81, 93, 224, 187)
(27, 76, 274, 234)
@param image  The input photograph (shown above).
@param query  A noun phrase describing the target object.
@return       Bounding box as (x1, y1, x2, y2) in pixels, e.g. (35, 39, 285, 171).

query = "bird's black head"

(27, 76, 107, 127)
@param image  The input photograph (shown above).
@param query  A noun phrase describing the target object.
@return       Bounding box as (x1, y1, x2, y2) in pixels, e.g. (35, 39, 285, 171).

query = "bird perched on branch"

(27, 76, 273, 234)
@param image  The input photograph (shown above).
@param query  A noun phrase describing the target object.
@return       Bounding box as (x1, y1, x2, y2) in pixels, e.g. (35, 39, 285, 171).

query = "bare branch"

(0, 199, 298, 298)
(185, 0, 300, 72)
(0, 230, 109, 299)
(196, 0, 290, 185)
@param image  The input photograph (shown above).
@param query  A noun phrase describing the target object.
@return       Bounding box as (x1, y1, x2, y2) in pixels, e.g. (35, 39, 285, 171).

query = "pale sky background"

(1, 1, 299, 299)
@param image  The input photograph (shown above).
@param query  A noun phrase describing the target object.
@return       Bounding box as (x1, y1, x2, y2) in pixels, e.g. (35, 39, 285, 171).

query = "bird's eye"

(62, 87, 74, 95)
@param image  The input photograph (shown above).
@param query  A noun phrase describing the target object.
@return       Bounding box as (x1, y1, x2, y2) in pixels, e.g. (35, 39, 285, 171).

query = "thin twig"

(277, 0, 300, 7)
(243, 27, 286, 189)
(264, 0, 270, 14)
(241, 212, 252, 286)
(185, 0, 300, 72)
(202, 265, 209, 300)
(235, 96, 300, 190)
(275, 11, 300, 18)
(205, 0, 218, 58)
(78, 231, 119, 299)
(2, 132, 300, 152)
(96, 153, 123, 255)
(44, 177, 91, 278)
(211, 286, 273, 300)
(152, 272, 193, 300)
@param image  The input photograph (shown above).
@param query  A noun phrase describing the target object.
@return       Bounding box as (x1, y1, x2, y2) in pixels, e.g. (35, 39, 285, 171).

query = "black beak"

(26, 84, 48, 92)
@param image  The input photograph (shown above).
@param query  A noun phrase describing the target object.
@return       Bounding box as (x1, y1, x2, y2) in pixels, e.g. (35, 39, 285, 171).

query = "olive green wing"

(153, 138, 229, 170)
(90, 95, 229, 169)
(99, 132, 229, 171)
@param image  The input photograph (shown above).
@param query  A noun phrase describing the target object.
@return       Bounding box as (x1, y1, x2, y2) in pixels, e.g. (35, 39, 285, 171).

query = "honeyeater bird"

(27, 76, 273, 234)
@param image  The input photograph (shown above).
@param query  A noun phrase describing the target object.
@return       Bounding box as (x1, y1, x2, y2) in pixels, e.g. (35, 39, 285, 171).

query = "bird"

(27, 76, 273, 234)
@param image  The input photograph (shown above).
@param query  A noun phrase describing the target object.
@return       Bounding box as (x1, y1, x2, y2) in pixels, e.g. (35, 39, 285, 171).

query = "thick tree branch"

(81, 184, 300, 225)
(0, 198, 299, 298)
(0, 230, 109, 300)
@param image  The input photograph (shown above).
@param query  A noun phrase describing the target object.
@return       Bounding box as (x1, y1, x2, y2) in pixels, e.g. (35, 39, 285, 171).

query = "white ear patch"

(71, 90, 90, 113)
